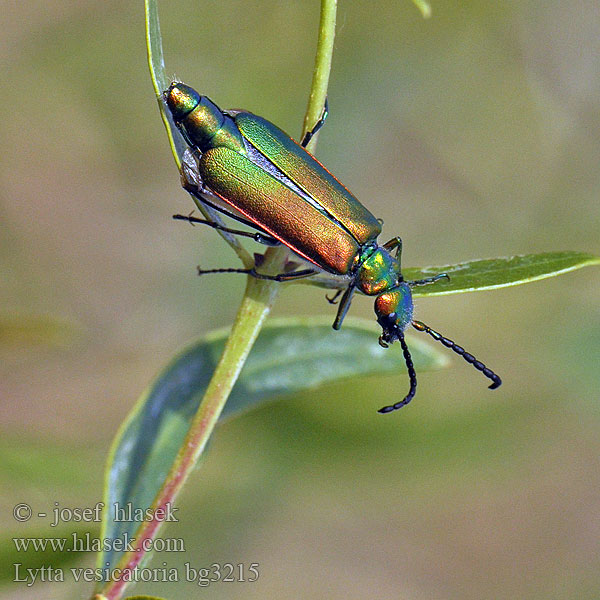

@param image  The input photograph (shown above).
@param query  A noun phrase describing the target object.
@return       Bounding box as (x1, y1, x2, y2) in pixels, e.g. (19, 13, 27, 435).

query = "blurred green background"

(1, 0, 599, 598)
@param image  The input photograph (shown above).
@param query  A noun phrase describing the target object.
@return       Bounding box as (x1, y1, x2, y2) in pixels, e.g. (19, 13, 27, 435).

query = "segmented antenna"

(412, 320, 502, 389)
(378, 332, 418, 413)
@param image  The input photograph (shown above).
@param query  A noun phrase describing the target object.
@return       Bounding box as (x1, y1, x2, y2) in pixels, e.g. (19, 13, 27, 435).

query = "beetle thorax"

(357, 246, 401, 296)
(183, 98, 246, 154)
(181, 97, 225, 150)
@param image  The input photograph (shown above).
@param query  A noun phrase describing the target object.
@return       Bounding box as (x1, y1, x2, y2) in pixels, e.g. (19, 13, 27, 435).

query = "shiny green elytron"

(165, 82, 501, 412)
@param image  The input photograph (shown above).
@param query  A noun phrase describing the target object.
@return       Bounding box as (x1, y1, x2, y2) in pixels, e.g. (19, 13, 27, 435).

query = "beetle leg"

(196, 266, 317, 282)
(325, 289, 344, 305)
(173, 213, 280, 246)
(408, 273, 450, 287)
(382, 236, 403, 259)
(197, 266, 253, 277)
(332, 284, 356, 330)
(249, 268, 317, 282)
(300, 97, 329, 148)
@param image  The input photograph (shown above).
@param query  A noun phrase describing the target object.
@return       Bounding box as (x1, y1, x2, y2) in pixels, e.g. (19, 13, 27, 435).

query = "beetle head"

(374, 282, 413, 347)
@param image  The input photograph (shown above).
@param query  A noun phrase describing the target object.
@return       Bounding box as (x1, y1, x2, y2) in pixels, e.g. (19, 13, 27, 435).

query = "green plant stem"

(96, 251, 286, 600)
(96, 2, 338, 598)
(303, 0, 337, 150)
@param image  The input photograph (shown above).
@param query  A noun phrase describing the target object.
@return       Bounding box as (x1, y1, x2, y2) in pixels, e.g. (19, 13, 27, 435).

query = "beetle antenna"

(412, 320, 502, 389)
(378, 332, 417, 413)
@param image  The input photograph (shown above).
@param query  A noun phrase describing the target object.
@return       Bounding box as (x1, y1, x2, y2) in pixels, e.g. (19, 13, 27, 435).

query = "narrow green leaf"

(99, 317, 446, 570)
(145, 0, 186, 167)
(405, 252, 600, 297)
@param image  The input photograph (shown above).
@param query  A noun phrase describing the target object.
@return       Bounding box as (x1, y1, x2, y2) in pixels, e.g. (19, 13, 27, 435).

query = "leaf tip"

(412, 0, 432, 18)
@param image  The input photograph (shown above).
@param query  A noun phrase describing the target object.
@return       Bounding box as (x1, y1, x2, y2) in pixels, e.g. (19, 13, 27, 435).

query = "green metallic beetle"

(164, 82, 501, 412)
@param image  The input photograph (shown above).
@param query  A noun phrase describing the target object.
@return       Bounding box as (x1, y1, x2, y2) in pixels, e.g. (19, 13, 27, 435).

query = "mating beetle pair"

(164, 82, 501, 412)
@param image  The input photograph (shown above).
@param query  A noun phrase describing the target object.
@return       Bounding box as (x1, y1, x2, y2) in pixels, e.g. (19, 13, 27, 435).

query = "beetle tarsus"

(325, 289, 343, 305)
(300, 97, 329, 147)
(197, 266, 251, 277)
(382, 236, 403, 259)
(408, 273, 450, 287)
